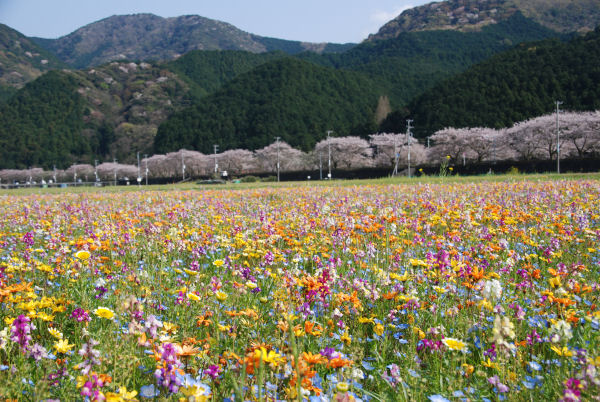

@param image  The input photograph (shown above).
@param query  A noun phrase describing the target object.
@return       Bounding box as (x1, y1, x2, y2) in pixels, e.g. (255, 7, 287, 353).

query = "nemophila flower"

(139, 384, 160, 399)
(443, 337, 468, 353)
(94, 307, 115, 320)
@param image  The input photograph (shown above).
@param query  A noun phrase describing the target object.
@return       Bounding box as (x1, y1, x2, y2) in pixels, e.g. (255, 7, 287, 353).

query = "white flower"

(550, 320, 573, 342)
(482, 279, 503, 300)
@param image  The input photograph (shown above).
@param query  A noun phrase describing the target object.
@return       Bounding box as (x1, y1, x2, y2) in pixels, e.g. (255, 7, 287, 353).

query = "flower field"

(1, 180, 600, 401)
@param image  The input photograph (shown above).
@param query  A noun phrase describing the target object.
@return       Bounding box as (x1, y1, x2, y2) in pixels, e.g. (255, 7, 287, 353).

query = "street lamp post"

(556, 100, 563, 174)
(275, 136, 281, 182)
(181, 152, 186, 182)
(113, 158, 117, 186)
(406, 120, 413, 178)
(144, 154, 148, 185)
(327, 130, 333, 179)
(213, 145, 219, 175)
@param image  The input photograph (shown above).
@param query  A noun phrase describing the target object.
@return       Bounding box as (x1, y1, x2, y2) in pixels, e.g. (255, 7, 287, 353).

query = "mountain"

(165, 50, 286, 99)
(32, 14, 354, 69)
(368, 0, 600, 41)
(384, 27, 600, 136)
(154, 57, 381, 154)
(0, 61, 193, 168)
(301, 12, 560, 107)
(0, 24, 65, 101)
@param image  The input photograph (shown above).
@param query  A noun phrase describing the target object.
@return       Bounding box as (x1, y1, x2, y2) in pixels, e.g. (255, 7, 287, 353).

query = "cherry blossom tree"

(313, 136, 373, 170)
(255, 141, 308, 173)
(65, 164, 95, 182)
(561, 111, 600, 158)
(96, 162, 137, 181)
(427, 128, 474, 164)
(219, 149, 257, 175)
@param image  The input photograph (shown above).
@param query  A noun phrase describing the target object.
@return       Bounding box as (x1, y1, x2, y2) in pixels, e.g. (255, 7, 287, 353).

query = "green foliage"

(300, 12, 560, 107)
(154, 58, 380, 153)
(397, 28, 600, 136)
(0, 71, 90, 169)
(165, 50, 286, 99)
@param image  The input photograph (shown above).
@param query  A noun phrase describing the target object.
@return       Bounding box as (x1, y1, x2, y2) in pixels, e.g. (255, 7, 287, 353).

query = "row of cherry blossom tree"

(2, 110, 599, 183)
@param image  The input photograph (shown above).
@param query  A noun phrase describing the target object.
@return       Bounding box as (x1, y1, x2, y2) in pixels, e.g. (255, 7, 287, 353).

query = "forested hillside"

(154, 58, 381, 153)
(0, 71, 87, 168)
(386, 27, 600, 136)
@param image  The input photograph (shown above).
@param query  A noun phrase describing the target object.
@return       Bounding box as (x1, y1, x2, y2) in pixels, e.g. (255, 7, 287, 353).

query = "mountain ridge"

(32, 13, 354, 69)
(368, 0, 600, 41)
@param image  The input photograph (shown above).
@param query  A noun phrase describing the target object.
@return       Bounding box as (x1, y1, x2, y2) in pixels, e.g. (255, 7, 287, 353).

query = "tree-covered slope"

(154, 58, 381, 154)
(300, 12, 561, 107)
(0, 71, 87, 169)
(0, 24, 65, 102)
(165, 50, 286, 99)
(389, 28, 600, 136)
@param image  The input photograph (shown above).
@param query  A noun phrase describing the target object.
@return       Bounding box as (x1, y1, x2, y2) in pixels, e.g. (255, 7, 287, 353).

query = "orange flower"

(302, 352, 326, 365)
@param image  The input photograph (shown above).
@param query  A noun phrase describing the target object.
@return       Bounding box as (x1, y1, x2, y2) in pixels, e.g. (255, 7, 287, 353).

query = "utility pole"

(406, 120, 413, 178)
(53, 165, 57, 185)
(113, 158, 117, 186)
(327, 130, 333, 179)
(213, 145, 219, 174)
(144, 154, 148, 185)
(275, 136, 281, 182)
(393, 134, 399, 176)
(556, 100, 563, 174)
(319, 153, 323, 180)
(427, 137, 430, 149)
(181, 152, 186, 181)
(137, 152, 142, 186)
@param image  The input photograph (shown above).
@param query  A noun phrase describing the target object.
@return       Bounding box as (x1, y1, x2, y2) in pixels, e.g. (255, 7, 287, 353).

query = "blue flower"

(140, 384, 160, 398)
(428, 395, 451, 402)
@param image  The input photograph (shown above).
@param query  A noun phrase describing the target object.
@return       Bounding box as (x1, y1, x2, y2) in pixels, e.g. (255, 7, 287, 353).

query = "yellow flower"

(336, 382, 350, 392)
(443, 337, 468, 352)
(215, 291, 228, 302)
(162, 322, 177, 334)
(213, 259, 224, 267)
(246, 281, 257, 289)
(94, 307, 115, 320)
(74, 250, 91, 260)
(254, 347, 285, 367)
(54, 339, 75, 354)
(551, 345, 573, 357)
(104, 386, 139, 402)
(358, 317, 375, 324)
(374, 323, 384, 336)
(187, 292, 200, 301)
(340, 330, 351, 345)
(48, 327, 63, 339)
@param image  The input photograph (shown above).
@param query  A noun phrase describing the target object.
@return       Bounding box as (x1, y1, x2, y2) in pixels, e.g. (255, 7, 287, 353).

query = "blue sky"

(0, 0, 432, 43)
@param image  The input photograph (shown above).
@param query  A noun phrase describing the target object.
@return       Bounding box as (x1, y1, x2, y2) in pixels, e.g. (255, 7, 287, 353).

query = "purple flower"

(10, 314, 33, 350)
(71, 308, 91, 323)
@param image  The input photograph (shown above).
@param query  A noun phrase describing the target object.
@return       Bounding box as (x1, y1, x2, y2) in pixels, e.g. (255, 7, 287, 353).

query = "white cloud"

(362, 4, 414, 38)
(370, 5, 413, 25)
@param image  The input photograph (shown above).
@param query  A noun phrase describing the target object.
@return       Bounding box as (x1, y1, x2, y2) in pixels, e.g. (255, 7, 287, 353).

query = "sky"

(0, 0, 432, 43)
